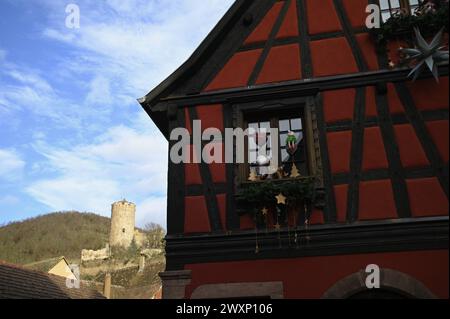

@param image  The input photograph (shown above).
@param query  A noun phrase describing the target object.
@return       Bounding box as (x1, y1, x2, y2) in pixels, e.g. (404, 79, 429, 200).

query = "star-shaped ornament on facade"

(275, 193, 287, 205)
(399, 27, 449, 82)
(261, 207, 268, 216)
(274, 223, 281, 230)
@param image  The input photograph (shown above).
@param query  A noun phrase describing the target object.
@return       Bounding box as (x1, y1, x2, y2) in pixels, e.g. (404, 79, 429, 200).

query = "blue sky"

(0, 0, 234, 227)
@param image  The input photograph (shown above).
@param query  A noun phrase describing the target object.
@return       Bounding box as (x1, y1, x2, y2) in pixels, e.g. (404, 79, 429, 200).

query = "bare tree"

(144, 223, 166, 249)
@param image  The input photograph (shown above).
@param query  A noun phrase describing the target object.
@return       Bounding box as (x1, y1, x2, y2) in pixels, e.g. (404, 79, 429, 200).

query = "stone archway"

(322, 268, 437, 299)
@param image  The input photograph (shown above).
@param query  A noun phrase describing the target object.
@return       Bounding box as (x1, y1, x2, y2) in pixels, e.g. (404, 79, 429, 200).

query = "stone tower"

(109, 199, 136, 248)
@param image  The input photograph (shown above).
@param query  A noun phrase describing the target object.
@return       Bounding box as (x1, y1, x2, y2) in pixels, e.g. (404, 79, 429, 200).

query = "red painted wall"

(323, 83, 449, 222)
(169, 2, 449, 301)
(182, 2, 449, 233)
(203, 0, 386, 92)
(185, 250, 449, 299)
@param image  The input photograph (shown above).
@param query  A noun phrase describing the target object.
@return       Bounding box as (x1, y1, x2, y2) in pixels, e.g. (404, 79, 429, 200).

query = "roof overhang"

(137, 0, 251, 139)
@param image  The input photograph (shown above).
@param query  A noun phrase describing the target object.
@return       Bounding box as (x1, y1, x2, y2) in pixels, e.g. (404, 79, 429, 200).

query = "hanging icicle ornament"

(261, 207, 269, 233)
(255, 226, 260, 254)
(305, 219, 311, 243)
(399, 27, 449, 82)
(275, 206, 282, 248)
(294, 212, 299, 249)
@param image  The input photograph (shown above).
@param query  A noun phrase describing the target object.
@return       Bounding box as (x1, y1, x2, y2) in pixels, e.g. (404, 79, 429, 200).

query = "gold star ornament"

(275, 193, 287, 205)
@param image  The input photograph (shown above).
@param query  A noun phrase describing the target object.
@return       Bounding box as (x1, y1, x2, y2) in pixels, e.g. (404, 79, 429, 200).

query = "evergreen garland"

(370, 0, 449, 53)
(236, 178, 317, 226)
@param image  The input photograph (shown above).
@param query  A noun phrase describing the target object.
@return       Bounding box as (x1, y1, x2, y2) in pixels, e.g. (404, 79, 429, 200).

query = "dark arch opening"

(348, 288, 414, 299)
(322, 268, 437, 299)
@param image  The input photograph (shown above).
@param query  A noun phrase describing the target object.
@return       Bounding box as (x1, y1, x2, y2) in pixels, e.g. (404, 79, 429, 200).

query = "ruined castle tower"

(109, 199, 136, 248)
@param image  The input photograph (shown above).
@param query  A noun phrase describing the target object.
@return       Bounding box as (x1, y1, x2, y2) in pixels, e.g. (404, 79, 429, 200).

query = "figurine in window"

(286, 131, 298, 155)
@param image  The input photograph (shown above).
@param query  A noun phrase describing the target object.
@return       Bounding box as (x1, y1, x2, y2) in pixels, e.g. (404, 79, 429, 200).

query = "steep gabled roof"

(138, 0, 247, 104)
(25, 256, 67, 272)
(138, 0, 384, 138)
(138, 0, 257, 136)
(0, 260, 105, 299)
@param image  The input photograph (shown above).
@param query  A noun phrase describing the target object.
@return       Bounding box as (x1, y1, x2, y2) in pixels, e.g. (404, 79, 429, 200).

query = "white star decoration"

(399, 27, 449, 82)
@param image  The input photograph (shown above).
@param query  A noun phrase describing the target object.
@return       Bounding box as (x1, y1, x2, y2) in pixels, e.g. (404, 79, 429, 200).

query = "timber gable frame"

(139, 0, 449, 271)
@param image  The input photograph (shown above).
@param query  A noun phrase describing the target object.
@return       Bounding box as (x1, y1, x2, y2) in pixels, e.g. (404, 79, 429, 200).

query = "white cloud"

(1, 0, 235, 227)
(0, 62, 87, 129)
(42, 28, 76, 43)
(27, 124, 168, 226)
(137, 196, 167, 229)
(85, 75, 112, 106)
(5, 69, 53, 93)
(41, 0, 235, 103)
(0, 149, 25, 182)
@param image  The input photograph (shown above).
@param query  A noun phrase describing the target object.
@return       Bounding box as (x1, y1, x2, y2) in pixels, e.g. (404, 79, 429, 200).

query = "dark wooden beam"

(158, 66, 449, 108)
(374, 83, 412, 219)
(333, 0, 368, 72)
(166, 106, 186, 235)
(395, 82, 449, 198)
(346, 88, 366, 223)
(248, 0, 291, 85)
(314, 94, 338, 223)
(297, 0, 313, 78)
(188, 107, 224, 232)
(165, 217, 449, 270)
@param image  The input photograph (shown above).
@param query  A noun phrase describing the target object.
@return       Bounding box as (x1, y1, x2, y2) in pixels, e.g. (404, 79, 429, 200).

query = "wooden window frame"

(232, 96, 323, 189)
(243, 110, 307, 180)
(379, 0, 421, 22)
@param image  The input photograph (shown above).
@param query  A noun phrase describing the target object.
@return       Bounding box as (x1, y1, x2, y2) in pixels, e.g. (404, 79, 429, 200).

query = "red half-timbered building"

(139, 0, 449, 299)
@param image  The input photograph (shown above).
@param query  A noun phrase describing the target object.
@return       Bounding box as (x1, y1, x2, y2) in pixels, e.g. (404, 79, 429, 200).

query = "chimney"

(104, 273, 112, 299)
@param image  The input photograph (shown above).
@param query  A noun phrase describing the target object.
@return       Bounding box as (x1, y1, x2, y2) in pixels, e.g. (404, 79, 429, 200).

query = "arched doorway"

(348, 288, 412, 299)
(322, 268, 436, 299)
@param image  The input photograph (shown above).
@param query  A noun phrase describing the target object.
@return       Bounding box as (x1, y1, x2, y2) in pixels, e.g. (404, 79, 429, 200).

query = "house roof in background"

(0, 260, 105, 299)
(24, 256, 67, 273)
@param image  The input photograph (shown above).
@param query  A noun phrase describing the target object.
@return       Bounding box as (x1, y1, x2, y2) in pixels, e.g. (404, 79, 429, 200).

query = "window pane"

(260, 121, 271, 132)
(390, 0, 400, 8)
(291, 118, 302, 131)
(281, 149, 290, 162)
(279, 119, 290, 132)
(249, 151, 257, 164)
(409, 0, 419, 5)
(382, 11, 391, 22)
(256, 133, 269, 147)
(280, 133, 288, 146)
(380, 0, 389, 9)
(246, 114, 306, 177)
(249, 136, 258, 150)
